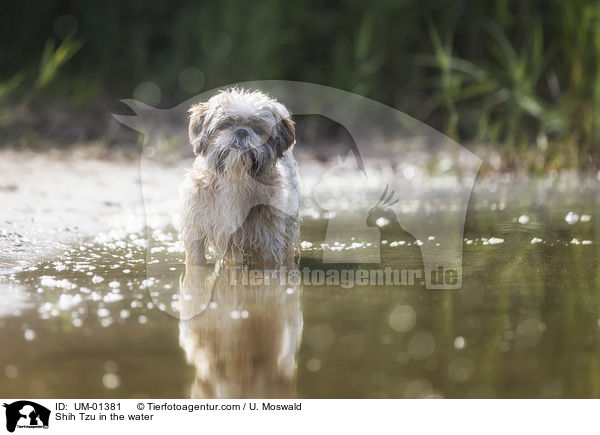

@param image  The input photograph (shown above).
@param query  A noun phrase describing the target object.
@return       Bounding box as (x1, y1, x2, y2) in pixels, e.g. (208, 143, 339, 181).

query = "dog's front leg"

(224, 244, 243, 265)
(184, 237, 207, 272)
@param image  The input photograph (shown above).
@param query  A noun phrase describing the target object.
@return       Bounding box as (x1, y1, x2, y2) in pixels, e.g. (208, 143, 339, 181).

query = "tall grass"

(0, 35, 81, 128)
(1, 0, 599, 167)
(418, 1, 600, 168)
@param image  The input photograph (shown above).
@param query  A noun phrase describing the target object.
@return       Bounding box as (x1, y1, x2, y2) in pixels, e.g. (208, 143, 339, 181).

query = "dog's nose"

(235, 129, 249, 139)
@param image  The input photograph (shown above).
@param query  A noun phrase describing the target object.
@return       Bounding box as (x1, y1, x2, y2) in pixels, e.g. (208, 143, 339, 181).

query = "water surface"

(1, 174, 600, 398)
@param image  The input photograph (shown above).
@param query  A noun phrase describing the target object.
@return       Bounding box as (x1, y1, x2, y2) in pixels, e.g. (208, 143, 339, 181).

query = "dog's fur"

(179, 266, 303, 398)
(178, 88, 300, 267)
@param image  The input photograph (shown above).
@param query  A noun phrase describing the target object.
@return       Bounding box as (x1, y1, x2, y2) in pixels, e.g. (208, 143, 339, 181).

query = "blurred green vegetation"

(1, 0, 599, 168)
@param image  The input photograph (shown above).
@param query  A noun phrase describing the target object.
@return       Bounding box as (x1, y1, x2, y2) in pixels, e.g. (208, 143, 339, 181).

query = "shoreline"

(1, 147, 596, 274)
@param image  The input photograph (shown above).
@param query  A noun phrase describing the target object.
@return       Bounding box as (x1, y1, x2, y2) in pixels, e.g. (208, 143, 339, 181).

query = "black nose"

(235, 129, 249, 139)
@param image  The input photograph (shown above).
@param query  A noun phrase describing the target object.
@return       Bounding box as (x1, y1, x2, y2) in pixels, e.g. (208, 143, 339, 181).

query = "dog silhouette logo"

(115, 79, 481, 310)
(3, 401, 50, 433)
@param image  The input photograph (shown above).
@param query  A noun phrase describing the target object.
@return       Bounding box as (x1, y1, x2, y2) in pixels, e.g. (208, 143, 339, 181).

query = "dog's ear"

(188, 102, 209, 155)
(272, 117, 295, 158)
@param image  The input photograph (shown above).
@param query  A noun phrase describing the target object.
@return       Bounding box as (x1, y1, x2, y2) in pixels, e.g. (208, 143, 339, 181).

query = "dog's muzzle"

(234, 128, 249, 140)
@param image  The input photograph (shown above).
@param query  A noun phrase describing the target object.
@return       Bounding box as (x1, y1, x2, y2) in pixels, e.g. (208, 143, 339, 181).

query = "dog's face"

(188, 88, 295, 178)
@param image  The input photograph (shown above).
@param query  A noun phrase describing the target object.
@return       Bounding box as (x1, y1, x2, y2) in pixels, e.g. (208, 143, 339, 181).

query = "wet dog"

(178, 88, 300, 267)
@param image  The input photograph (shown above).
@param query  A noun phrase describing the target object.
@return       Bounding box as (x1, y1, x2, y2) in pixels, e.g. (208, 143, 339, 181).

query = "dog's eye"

(217, 122, 232, 131)
(252, 126, 266, 136)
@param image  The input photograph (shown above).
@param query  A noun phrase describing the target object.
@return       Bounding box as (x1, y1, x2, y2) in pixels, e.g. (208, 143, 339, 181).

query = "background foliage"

(1, 0, 599, 169)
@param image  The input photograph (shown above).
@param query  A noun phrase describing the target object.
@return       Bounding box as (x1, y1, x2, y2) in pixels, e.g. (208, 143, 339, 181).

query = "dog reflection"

(179, 266, 303, 398)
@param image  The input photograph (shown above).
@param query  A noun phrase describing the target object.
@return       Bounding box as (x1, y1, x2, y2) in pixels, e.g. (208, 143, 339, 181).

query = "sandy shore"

(0, 149, 184, 273)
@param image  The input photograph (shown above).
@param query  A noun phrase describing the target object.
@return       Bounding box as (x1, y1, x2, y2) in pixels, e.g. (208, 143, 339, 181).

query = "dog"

(178, 88, 300, 268)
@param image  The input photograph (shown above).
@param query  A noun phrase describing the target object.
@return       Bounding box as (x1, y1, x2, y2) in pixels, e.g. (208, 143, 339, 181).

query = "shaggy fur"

(179, 266, 302, 398)
(178, 88, 300, 268)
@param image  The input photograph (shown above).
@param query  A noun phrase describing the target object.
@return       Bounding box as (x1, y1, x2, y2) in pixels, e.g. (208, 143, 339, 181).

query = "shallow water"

(1, 174, 600, 398)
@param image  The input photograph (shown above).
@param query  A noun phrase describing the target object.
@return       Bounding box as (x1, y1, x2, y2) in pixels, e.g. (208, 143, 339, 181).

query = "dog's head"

(188, 88, 295, 178)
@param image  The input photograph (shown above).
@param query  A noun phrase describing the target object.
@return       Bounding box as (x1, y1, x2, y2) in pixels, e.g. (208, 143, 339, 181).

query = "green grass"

(1, 0, 599, 169)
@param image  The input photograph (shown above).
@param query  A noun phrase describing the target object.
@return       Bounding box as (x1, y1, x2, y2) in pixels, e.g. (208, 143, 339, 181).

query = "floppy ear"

(188, 103, 209, 155)
(272, 117, 295, 158)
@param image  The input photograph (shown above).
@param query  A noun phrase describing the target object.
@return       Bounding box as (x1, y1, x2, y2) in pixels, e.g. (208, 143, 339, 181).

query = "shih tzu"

(178, 88, 300, 268)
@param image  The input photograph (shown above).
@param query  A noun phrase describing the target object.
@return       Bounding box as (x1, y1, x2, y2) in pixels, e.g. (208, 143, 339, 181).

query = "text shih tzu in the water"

(178, 88, 301, 269)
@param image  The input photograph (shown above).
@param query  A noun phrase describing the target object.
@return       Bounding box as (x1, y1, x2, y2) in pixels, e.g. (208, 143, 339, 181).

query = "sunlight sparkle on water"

(565, 212, 579, 224)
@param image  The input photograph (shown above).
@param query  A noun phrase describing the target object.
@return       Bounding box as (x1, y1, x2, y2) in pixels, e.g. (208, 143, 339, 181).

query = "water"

(1, 174, 600, 398)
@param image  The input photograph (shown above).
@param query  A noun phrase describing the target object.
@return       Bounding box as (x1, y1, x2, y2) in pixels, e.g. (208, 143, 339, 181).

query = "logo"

(113, 80, 481, 319)
(3, 401, 50, 433)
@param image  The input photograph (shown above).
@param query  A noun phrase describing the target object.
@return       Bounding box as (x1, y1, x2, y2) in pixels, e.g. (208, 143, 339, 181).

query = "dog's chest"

(204, 180, 266, 227)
